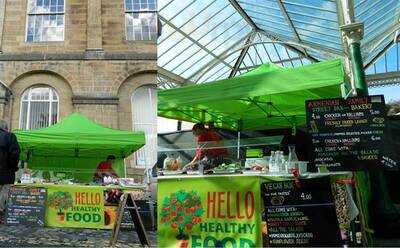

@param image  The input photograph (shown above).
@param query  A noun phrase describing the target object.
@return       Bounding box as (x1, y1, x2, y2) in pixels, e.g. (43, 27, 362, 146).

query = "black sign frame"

(306, 95, 386, 171)
(261, 177, 342, 247)
(5, 186, 46, 227)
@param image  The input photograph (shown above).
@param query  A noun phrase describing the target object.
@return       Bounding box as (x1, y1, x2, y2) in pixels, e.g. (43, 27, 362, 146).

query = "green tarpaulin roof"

(15, 113, 146, 159)
(158, 59, 345, 131)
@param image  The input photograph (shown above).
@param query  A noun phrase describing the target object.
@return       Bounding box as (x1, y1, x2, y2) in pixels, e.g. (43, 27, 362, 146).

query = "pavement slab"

(0, 225, 156, 247)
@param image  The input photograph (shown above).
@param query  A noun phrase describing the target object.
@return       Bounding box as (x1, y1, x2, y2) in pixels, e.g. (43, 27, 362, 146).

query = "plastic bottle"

(268, 151, 275, 172)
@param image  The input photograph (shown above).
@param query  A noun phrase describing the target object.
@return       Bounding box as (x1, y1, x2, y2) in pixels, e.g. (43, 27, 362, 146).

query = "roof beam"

(229, 32, 256, 78)
(366, 71, 400, 87)
(364, 40, 394, 70)
(227, 0, 259, 30)
(158, 66, 191, 85)
(229, 0, 320, 62)
(237, 56, 304, 71)
(188, 33, 252, 82)
(276, 0, 300, 42)
(362, 22, 400, 53)
(159, 15, 232, 69)
(257, 29, 341, 57)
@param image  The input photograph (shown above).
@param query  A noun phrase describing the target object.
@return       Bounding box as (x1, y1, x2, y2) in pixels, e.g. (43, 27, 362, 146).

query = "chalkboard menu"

(6, 187, 46, 226)
(306, 95, 386, 171)
(381, 117, 400, 170)
(261, 177, 342, 247)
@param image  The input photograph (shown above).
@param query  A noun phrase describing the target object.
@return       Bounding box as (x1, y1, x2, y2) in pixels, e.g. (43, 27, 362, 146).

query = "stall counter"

(157, 172, 353, 247)
(11, 183, 146, 229)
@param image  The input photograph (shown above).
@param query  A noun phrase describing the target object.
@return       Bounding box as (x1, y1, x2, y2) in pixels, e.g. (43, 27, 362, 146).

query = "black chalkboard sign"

(6, 186, 46, 226)
(261, 177, 342, 247)
(306, 95, 386, 171)
(381, 117, 400, 170)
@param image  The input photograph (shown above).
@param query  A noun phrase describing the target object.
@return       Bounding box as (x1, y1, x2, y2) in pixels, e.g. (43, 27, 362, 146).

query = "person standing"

(0, 120, 20, 222)
(184, 123, 229, 171)
(93, 155, 118, 183)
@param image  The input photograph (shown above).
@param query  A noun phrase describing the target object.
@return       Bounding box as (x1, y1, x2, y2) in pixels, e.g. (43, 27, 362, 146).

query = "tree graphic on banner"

(160, 190, 204, 243)
(48, 191, 73, 221)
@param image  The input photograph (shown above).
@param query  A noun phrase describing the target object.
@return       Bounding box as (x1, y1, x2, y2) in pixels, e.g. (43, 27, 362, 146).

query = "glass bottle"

(269, 151, 278, 173)
(287, 145, 298, 172)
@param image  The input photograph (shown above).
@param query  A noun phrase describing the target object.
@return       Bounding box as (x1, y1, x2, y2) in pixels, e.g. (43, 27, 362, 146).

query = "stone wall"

(0, 0, 157, 173)
(0, 59, 156, 130)
(0, 0, 156, 54)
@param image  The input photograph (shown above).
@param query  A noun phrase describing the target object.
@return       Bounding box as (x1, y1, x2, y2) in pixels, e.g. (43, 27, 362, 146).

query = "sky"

(369, 85, 400, 102)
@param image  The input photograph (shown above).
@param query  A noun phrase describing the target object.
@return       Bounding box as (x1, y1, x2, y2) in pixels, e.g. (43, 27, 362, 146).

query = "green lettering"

(73, 213, 81, 222)
(216, 223, 223, 233)
(191, 235, 202, 248)
(83, 213, 91, 222)
(238, 223, 247, 234)
(224, 223, 231, 233)
(200, 223, 208, 232)
(204, 236, 217, 247)
(93, 213, 101, 223)
(222, 237, 237, 248)
(231, 222, 237, 233)
(209, 223, 215, 232)
(66, 212, 73, 221)
(239, 238, 255, 248)
(248, 224, 255, 234)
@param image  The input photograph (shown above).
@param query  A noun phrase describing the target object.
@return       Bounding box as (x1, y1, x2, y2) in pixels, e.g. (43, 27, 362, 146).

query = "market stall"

(8, 113, 147, 229)
(158, 173, 355, 247)
(157, 59, 368, 247)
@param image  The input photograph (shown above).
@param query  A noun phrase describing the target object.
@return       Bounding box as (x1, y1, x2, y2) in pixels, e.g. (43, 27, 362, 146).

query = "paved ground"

(0, 225, 156, 247)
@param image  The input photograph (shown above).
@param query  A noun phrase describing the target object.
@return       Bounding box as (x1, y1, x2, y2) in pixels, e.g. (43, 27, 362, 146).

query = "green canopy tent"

(158, 59, 345, 131)
(15, 113, 145, 182)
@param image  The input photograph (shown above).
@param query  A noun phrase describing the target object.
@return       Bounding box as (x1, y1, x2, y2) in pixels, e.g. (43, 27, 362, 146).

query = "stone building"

(0, 0, 158, 171)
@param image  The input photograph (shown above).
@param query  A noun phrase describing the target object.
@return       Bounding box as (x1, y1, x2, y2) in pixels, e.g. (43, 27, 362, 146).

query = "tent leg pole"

(237, 131, 241, 160)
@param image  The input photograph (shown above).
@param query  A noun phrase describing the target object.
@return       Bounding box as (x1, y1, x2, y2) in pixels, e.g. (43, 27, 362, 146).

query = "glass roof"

(158, 0, 400, 88)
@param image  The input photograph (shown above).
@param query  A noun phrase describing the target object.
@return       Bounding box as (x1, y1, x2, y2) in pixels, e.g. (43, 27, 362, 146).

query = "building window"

(26, 0, 65, 42)
(132, 85, 157, 168)
(124, 0, 157, 41)
(20, 86, 59, 130)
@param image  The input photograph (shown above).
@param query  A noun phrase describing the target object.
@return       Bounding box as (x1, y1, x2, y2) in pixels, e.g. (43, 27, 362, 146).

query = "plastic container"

(297, 161, 308, 174)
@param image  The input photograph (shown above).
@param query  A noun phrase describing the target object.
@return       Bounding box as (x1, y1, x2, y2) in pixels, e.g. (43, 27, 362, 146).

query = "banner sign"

(46, 186, 120, 229)
(261, 177, 342, 247)
(158, 176, 262, 248)
(306, 95, 386, 170)
(6, 186, 46, 226)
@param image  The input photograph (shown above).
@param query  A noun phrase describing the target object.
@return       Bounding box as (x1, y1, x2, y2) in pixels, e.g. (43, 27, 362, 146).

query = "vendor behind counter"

(184, 123, 232, 171)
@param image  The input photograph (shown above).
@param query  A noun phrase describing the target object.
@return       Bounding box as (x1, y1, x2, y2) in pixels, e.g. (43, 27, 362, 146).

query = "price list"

(306, 95, 386, 170)
(262, 177, 342, 247)
(6, 186, 46, 226)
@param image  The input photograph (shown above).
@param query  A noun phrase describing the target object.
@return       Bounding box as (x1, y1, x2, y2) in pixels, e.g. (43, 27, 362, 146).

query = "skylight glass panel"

(238, 0, 295, 39)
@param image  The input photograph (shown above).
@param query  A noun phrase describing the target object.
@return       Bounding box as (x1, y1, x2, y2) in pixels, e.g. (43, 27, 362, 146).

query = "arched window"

(132, 85, 157, 168)
(20, 86, 59, 130)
